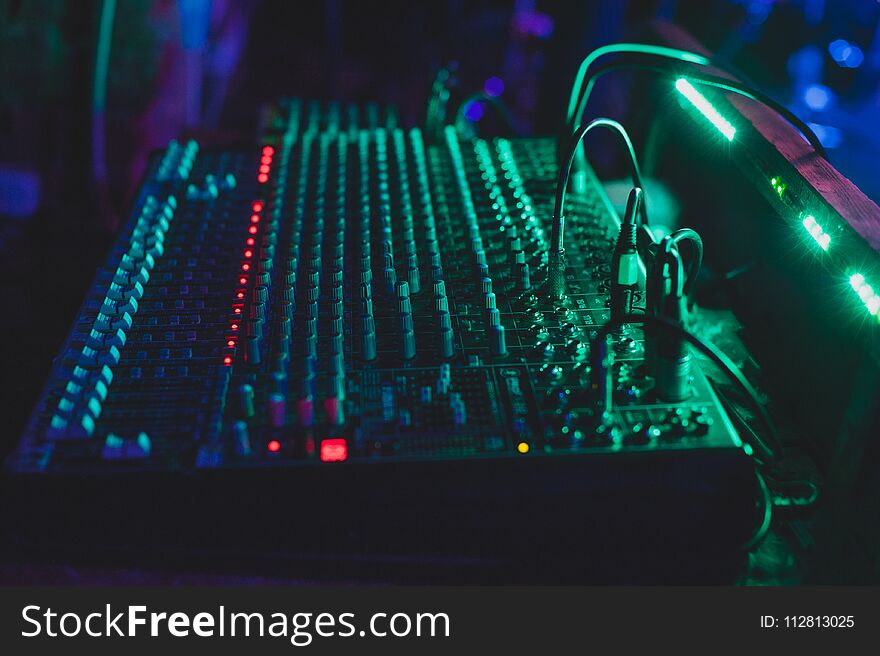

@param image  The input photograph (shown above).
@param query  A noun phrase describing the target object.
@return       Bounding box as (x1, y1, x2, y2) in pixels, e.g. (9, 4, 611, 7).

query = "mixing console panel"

(4, 102, 756, 569)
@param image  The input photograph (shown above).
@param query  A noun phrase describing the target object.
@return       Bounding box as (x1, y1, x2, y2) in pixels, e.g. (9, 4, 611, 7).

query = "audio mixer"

(3, 100, 756, 575)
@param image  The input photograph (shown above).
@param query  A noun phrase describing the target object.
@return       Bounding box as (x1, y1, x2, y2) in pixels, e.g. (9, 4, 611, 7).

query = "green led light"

(849, 273, 880, 318)
(802, 215, 830, 251)
(770, 176, 786, 197)
(675, 78, 736, 141)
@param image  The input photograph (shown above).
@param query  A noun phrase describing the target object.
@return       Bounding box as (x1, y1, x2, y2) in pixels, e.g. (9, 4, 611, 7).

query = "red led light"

(320, 438, 348, 463)
(224, 152, 275, 373)
(267, 439, 281, 453)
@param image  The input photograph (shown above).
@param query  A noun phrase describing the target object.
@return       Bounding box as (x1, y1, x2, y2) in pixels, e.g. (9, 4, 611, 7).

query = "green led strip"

(802, 215, 830, 251)
(675, 78, 736, 141)
(849, 274, 880, 319)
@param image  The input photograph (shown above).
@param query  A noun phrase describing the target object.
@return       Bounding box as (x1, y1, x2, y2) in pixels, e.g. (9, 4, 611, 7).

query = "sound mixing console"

(3, 100, 755, 573)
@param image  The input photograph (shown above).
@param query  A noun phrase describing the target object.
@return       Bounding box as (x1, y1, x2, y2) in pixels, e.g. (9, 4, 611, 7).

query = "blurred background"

(1, 0, 879, 443)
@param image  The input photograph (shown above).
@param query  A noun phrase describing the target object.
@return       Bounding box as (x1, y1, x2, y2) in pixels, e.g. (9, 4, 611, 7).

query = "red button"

(320, 438, 347, 462)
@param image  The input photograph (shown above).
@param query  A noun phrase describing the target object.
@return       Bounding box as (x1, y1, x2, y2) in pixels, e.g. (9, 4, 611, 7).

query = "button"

(268, 393, 286, 428)
(297, 396, 314, 427)
(325, 397, 344, 425)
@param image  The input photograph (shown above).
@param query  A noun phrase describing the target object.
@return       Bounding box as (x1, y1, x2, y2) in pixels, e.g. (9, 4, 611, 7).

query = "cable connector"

(646, 239, 691, 402)
(610, 187, 642, 323)
(547, 242, 567, 300)
(547, 119, 648, 303)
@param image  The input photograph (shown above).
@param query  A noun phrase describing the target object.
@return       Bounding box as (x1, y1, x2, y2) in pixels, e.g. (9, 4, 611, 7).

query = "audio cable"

(425, 63, 459, 143)
(565, 43, 713, 131)
(453, 91, 515, 135)
(664, 228, 703, 296)
(548, 118, 648, 299)
(609, 187, 642, 325)
(564, 48, 826, 160)
(646, 240, 691, 403)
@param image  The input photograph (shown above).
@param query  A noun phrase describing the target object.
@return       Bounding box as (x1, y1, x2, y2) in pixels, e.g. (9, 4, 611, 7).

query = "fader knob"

(439, 312, 454, 358)
(232, 421, 251, 456)
(238, 384, 255, 418)
(245, 335, 261, 364)
(516, 262, 531, 291)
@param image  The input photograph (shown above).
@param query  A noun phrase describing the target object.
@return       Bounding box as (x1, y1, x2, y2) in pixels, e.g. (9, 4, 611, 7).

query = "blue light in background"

(803, 83, 834, 111)
(484, 76, 504, 97)
(829, 38, 849, 60)
(829, 39, 864, 68)
(463, 100, 485, 122)
(807, 122, 843, 149)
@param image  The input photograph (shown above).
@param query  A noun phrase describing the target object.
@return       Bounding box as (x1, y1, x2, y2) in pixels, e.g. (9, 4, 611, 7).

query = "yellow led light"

(516, 442, 530, 454)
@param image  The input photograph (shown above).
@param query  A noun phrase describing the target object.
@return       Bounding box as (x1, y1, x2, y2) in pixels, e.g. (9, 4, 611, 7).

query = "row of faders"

(261, 97, 399, 145)
(11, 140, 254, 467)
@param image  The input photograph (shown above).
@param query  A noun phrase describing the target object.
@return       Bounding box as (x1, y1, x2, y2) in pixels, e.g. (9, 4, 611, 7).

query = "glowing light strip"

(849, 274, 880, 318)
(802, 215, 830, 251)
(675, 78, 736, 141)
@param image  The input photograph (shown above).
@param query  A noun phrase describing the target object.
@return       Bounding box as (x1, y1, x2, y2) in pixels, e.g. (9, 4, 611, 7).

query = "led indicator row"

(258, 145, 273, 183)
(224, 147, 274, 365)
(770, 176, 787, 198)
